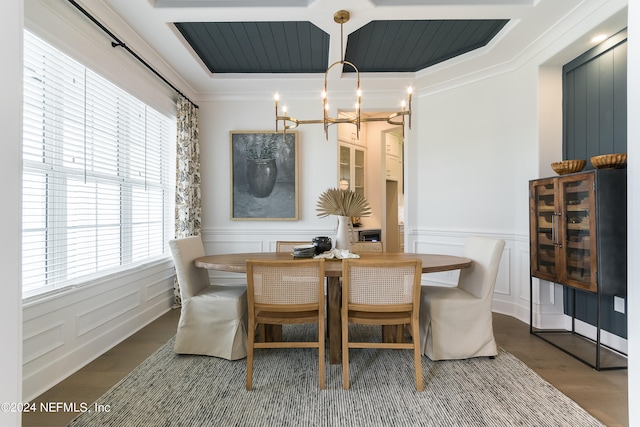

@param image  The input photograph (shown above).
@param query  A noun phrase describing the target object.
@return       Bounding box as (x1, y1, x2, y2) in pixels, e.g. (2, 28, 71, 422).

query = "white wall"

(199, 97, 338, 235)
(413, 69, 536, 235)
(196, 96, 338, 287)
(626, 1, 638, 424)
(397, 61, 539, 323)
(0, 0, 23, 425)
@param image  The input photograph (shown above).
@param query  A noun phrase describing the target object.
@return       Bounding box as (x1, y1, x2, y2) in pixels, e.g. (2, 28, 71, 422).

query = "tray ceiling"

(175, 18, 508, 74)
(97, 0, 627, 94)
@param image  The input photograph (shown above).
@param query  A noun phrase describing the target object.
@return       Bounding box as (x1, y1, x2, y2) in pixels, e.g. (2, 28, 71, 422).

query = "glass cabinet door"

(560, 173, 596, 292)
(339, 143, 366, 197)
(339, 145, 351, 189)
(354, 148, 365, 197)
(530, 178, 558, 280)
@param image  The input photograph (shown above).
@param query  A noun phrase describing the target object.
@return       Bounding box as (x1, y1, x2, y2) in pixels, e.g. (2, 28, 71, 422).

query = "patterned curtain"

(173, 95, 201, 307)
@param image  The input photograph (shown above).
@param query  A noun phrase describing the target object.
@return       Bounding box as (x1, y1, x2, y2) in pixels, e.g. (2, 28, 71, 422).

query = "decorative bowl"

(590, 153, 627, 169)
(550, 160, 586, 175)
(292, 245, 316, 258)
(312, 236, 332, 254)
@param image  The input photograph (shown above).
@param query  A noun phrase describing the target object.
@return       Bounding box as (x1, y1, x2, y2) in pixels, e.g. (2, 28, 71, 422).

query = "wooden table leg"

(382, 325, 404, 343)
(382, 325, 395, 342)
(263, 325, 282, 342)
(327, 276, 341, 364)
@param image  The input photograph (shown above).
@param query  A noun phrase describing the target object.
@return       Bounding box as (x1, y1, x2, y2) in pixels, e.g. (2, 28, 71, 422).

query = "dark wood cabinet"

(530, 173, 597, 291)
(529, 169, 627, 370)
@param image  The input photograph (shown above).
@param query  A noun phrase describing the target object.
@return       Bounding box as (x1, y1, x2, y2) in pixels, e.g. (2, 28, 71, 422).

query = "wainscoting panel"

(22, 258, 175, 401)
(494, 248, 511, 296)
(22, 322, 65, 365)
(76, 289, 141, 337)
(146, 269, 177, 302)
(414, 239, 464, 287)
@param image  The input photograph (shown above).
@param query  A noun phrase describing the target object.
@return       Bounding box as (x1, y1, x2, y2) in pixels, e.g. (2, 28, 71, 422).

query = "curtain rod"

(67, 0, 199, 109)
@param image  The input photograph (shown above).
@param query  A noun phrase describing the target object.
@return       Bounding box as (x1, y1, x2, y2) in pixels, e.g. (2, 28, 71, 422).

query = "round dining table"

(195, 252, 472, 364)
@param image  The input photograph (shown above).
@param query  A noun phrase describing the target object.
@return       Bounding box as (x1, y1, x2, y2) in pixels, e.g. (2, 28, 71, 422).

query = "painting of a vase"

(230, 131, 298, 220)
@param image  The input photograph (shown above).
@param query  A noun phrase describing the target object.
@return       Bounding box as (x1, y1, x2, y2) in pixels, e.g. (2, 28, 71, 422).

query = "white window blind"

(22, 30, 176, 298)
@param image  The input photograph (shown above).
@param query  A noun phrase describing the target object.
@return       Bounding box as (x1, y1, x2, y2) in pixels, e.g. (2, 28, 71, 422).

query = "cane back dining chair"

(350, 241, 383, 253)
(265, 240, 314, 342)
(245, 258, 326, 390)
(419, 236, 505, 360)
(169, 236, 248, 360)
(276, 241, 313, 253)
(341, 258, 423, 391)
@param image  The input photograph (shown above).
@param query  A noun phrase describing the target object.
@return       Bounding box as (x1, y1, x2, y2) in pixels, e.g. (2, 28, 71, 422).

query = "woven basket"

(550, 160, 586, 175)
(590, 153, 627, 169)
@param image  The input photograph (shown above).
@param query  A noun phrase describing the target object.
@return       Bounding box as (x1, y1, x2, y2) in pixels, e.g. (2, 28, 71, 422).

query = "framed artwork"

(230, 131, 299, 220)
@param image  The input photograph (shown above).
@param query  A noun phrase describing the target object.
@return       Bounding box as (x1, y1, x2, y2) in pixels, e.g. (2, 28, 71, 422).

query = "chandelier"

(274, 10, 412, 140)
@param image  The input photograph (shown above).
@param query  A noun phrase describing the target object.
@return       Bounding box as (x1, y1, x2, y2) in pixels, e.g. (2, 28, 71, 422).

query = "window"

(22, 30, 176, 298)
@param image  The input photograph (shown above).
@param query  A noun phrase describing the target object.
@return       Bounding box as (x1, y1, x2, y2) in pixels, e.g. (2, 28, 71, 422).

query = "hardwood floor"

(493, 314, 627, 427)
(22, 310, 628, 427)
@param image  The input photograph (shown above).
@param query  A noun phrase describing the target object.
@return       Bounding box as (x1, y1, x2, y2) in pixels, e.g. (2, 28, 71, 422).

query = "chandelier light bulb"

(283, 105, 287, 114)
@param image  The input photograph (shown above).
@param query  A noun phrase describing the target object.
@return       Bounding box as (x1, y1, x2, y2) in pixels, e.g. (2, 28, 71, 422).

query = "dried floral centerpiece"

(316, 188, 371, 250)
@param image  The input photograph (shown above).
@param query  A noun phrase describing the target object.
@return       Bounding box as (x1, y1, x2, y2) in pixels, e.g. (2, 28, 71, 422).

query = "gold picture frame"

(230, 130, 299, 220)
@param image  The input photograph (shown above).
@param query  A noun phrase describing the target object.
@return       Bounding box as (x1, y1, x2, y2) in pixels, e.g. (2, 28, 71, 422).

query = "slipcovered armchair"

(419, 236, 505, 361)
(169, 236, 248, 360)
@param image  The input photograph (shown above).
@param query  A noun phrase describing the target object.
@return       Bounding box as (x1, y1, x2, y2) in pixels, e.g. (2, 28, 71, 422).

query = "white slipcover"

(169, 236, 248, 360)
(419, 236, 506, 360)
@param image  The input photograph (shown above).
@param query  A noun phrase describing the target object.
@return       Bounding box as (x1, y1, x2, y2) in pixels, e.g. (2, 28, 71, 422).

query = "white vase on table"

(335, 215, 351, 250)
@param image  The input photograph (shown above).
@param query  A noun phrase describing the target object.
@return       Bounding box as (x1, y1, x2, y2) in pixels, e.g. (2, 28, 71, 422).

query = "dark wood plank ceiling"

(344, 19, 508, 72)
(175, 21, 329, 73)
(175, 18, 508, 74)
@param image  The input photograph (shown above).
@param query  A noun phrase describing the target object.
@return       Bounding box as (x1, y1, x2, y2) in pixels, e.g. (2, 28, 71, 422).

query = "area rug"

(68, 325, 604, 427)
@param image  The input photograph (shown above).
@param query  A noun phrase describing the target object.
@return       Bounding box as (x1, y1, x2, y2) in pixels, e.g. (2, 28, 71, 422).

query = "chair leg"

(318, 318, 326, 390)
(246, 321, 255, 391)
(412, 320, 424, 392)
(342, 321, 349, 389)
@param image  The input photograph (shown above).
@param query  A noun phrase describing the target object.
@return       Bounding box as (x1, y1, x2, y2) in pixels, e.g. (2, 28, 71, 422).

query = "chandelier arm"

(275, 116, 300, 130)
(385, 111, 411, 126)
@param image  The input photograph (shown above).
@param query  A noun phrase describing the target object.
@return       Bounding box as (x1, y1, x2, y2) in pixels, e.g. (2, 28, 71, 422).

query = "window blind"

(22, 30, 176, 298)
